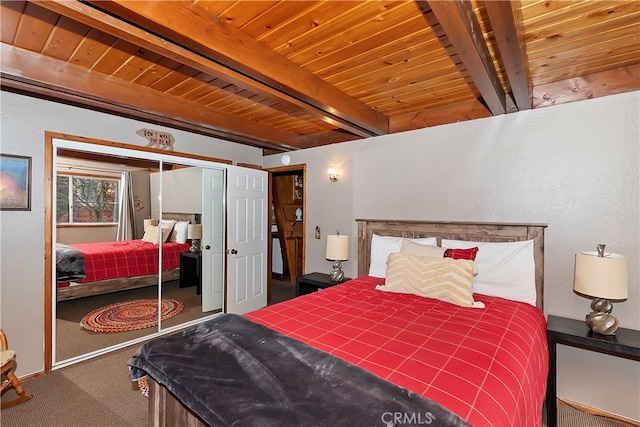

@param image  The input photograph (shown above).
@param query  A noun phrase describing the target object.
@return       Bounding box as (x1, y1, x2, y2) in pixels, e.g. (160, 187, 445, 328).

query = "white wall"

(0, 91, 263, 377)
(263, 91, 640, 421)
(150, 167, 204, 215)
(1, 88, 638, 420)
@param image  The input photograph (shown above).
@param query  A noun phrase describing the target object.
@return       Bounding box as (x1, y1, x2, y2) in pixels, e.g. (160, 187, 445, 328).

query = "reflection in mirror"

(54, 148, 162, 363)
(53, 144, 227, 366)
(54, 148, 159, 362)
(155, 160, 224, 331)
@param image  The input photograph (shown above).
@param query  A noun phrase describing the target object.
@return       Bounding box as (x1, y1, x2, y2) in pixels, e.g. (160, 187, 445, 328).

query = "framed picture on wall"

(0, 153, 31, 211)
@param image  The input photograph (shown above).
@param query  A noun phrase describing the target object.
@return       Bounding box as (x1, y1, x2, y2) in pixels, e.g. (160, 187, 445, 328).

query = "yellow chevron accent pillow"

(378, 253, 476, 307)
(141, 225, 172, 245)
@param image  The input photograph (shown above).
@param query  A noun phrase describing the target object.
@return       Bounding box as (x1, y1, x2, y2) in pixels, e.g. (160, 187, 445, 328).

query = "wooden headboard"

(356, 219, 547, 310)
(162, 213, 200, 224)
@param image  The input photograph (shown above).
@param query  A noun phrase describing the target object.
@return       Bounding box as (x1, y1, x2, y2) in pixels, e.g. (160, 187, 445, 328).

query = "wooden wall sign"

(136, 128, 175, 151)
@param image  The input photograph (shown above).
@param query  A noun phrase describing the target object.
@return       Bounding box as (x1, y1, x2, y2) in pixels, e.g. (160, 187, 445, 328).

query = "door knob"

(231, 249, 238, 254)
(204, 245, 211, 250)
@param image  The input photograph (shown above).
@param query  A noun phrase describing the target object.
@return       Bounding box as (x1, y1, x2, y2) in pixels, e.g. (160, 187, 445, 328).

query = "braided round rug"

(80, 298, 184, 333)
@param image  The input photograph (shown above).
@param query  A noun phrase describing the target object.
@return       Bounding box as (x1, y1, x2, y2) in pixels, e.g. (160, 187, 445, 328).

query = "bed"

(56, 213, 196, 301)
(128, 219, 548, 426)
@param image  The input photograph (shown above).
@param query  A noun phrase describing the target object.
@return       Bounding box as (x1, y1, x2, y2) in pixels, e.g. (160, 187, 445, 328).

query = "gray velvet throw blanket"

(128, 314, 470, 427)
(55, 243, 86, 282)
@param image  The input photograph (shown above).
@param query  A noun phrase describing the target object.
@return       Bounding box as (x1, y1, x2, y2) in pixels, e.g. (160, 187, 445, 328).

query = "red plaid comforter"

(57, 240, 190, 287)
(246, 275, 548, 427)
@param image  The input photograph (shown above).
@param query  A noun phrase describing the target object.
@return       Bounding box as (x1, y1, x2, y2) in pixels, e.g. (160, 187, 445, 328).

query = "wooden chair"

(1, 329, 32, 409)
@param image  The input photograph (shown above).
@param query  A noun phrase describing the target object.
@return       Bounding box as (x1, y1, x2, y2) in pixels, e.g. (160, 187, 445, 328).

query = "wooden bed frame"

(356, 219, 547, 310)
(57, 213, 199, 301)
(144, 219, 547, 426)
(56, 269, 181, 302)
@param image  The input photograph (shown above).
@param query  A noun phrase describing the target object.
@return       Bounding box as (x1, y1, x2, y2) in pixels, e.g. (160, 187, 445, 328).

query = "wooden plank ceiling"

(1, 1, 639, 153)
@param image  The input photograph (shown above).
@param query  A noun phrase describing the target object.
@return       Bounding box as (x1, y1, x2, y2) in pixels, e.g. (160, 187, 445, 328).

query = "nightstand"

(546, 315, 640, 427)
(296, 272, 351, 296)
(180, 251, 202, 295)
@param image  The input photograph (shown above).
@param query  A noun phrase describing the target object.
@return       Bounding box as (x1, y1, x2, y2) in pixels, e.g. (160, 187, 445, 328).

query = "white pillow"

(400, 240, 446, 258)
(168, 221, 190, 244)
(369, 234, 437, 278)
(160, 219, 176, 228)
(158, 220, 176, 243)
(441, 239, 536, 306)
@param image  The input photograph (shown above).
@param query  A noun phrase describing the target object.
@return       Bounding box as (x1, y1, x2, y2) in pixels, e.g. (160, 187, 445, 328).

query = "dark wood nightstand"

(296, 272, 351, 296)
(180, 251, 202, 295)
(546, 315, 640, 427)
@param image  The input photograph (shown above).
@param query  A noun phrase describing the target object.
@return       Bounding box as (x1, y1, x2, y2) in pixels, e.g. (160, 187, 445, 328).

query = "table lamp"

(187, 224, 202, 253)
(326, 233, 349, 282)
(573, 244, 628, 335)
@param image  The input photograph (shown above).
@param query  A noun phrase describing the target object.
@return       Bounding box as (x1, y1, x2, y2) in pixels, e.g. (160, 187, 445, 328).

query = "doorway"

(269, 165, 306, 290)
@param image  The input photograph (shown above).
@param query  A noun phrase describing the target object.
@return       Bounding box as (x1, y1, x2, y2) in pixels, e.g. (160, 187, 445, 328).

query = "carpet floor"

(56, 280, 216, 362)
(270, 277, 296, 305)
(3, 347, 634, 427)
(1, 346, 147, 427)
(55, 278, 295, 362)
(556, 401, 636, 427)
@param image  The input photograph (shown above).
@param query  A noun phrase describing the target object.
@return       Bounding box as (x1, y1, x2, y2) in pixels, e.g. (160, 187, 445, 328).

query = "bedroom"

(3, 88, 638, 424)
(1, 0, 639, 424)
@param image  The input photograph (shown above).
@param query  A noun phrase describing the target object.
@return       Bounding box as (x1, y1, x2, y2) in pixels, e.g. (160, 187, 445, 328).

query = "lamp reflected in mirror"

(188, 224, 202, 253)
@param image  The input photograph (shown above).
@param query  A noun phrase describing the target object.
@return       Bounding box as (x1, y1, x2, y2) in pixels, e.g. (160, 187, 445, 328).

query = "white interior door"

(226, 165, 268, 314)
(201, 168, 225, 312)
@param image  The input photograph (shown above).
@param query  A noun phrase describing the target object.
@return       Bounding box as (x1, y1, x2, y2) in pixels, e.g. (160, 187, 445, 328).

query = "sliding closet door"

(51, 136, 230, 368)
(54, 148, 160, 364)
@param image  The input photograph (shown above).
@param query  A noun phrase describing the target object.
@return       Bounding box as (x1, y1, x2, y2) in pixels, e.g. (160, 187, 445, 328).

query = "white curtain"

(115, 171, 136, 241)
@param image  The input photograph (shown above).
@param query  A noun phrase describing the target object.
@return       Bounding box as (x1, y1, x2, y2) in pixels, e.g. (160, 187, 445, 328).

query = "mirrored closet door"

(52, 139, 225, 366)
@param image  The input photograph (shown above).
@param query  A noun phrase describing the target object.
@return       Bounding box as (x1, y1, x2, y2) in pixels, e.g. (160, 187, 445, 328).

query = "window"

(56, 174, 120, 224)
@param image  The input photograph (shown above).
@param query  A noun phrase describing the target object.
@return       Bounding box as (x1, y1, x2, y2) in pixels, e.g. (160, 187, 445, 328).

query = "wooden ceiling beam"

(532, 64, 640, 109)
(0, 43, 303, 151)
(57, 149, 180, 170)
(427, 0, 507, 116)
(389, 98, 491, 132)
(4, 78, 293, 152)
(32, 0, 374, 139)
(85, 0, 389, 137)
(484, 1, 531, 111)
(297, 130, 362, 150)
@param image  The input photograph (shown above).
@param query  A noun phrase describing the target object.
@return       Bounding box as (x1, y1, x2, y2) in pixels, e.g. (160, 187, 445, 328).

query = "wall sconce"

(187, 224, 202, 253)
(327, 168, 339, 182)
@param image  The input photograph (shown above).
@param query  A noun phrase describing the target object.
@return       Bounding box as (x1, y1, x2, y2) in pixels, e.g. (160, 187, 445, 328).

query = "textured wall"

(263, 91, 640, 420)
(0, 91, 263, 377)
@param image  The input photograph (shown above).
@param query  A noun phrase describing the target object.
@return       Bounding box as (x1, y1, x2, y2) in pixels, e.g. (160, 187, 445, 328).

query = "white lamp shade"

(326, 235, 349, 261)
(573, 251, 628, 300)
(187, 224, 202, 240)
